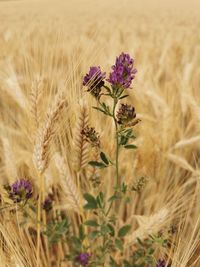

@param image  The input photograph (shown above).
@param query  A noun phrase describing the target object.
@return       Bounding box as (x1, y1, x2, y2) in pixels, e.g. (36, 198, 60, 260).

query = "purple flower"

(10, 178, 32, 203)
(108, 52, 137, 89)
(156, 259, 166, 267)
(83, 66, 106, 98)
(81, 126, 100, 147)
(42, 195, 53, 212)
(117, 103, 136, 125)
(75, 253, 90, 266)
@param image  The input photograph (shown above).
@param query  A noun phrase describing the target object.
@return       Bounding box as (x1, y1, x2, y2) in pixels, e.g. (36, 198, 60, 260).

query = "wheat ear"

(33, 92, 66, 267)
(125, 208, 169, 247)
(30, 78, 42, 133)
(33, 93, 66, 174)
(73, 102, 90, 172)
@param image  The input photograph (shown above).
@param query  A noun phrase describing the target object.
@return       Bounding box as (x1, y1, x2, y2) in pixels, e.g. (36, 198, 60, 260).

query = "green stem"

(113, 97, 120, 188)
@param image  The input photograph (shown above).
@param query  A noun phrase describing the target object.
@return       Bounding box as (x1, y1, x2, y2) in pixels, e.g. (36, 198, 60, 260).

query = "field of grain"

(0, 0, 200, 266)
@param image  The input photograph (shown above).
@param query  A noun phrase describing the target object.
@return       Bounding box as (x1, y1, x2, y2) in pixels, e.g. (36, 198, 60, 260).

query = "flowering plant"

(0, 53, 171, 267)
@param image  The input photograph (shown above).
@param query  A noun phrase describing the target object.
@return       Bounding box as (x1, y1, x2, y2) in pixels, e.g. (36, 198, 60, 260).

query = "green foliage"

(118, 224, 131, 237)
(84, 220, 99, 227)
(124, 234, 168, 267)
(88, 161, 107, 168)
(93, 102, 112, 117)
(124, 144, 137, 149)
(118, 128, 136, 149)
(44, 218, 70, 245)
(83, 193, 98, 210)
(100, 151, 109, 165)
(88, 151, 112, 169)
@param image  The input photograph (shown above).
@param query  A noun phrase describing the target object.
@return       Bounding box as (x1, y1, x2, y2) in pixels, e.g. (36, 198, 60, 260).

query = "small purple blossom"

(156, 259, 166, 267)
(75, 253, 90, 266)
(81, 126, 100, 147)
(10, 178, 32, 203)
(117, 103, 136, 125)
(42, 195, 53, 212)
(83, 66, 106, 98)
(108, 52, 137, 89)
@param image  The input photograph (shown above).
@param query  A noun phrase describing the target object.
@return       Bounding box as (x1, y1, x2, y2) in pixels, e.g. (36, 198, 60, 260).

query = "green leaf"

(119, 94, 129, 99)
(88, 161, 107, 168)
(103, 85, 111, 93)
(118, 225, 131, 238)
(115, 238, 123, 251)
(84, 220, 99, 227)
(96, 191, 104, 208)
(107, 223, 115, 237)
(92, 106, 107, 115)
(79, 225, 85, 241)
(119, 136, 129, 146)
(137, 237, 144, 246)
(44, 219, 69, 245)
(83, 193, 96, 203)
(88, 230, 99, 240)
(124, 144, 137, 149)
(100, 152, 109, 165)
(108, 194, 121, 202)
(148, 248, 154, 255)
(83, 193, 97, 210)
(100, 224, 111, 235)
(110, 256, 119, 267)
(125, 128, 134, 137)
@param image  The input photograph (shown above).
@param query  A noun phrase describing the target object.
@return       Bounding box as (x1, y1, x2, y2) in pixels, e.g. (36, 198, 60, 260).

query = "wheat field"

(0, 0, 200, 266)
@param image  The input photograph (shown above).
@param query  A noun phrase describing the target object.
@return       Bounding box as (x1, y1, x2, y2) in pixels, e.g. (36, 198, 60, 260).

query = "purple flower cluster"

(75, 253, 90, 266)
(107, 52, 137, 89)
(83, 66, 106, 98)
(82, 53, 137, 97)
(81, 126, 100, 147)
(42, 194, 53, 212)
(10, 178, 32, 203)
(117, 103, 136, 125)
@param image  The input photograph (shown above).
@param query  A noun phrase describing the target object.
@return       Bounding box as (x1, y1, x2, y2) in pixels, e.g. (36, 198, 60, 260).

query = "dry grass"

(0, 0, 200, 266)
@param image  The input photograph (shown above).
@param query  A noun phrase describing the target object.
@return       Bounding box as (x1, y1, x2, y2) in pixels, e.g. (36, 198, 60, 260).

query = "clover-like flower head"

(83, 66, 106, 98)
(75, 253, 90, 267)
(10, 178, 32, 203)
(81, 126, 100, 147)
(117, 103, 136, 125)
(108, 52, 137, 89)
(42, 194, 53, 212)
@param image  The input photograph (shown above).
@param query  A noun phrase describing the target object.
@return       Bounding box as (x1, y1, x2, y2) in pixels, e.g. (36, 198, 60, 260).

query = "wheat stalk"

(33, 92, 66, 174)
(73, 101, 90, 172)
(54, 153, 82, 213)
(167, 153, 195, 173)
(172, 135, 200, 150)
(29, 77, 43, 133)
